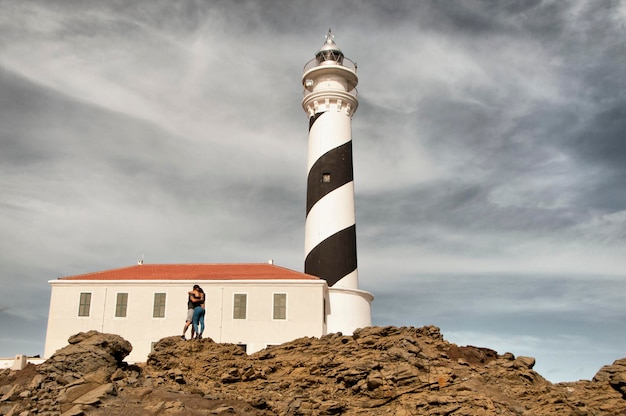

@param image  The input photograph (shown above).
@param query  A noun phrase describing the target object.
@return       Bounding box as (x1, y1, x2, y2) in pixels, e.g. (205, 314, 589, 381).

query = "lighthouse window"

(322, 173, 331, 183)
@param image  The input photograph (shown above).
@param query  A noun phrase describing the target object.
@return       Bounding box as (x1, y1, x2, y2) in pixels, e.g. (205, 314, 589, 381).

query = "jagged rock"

(448, 344, 498, 365)
(38, 331, 132, 379)
(514, 355, 536, 369)
(594, 357, 626, 397)
(0, 384, 19, 402)
(2, 327, 626, 415)
(61, 404, 87, 416)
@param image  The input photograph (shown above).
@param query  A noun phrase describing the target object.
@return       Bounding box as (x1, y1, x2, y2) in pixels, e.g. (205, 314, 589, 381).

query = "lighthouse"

(302, 30, 373, 334)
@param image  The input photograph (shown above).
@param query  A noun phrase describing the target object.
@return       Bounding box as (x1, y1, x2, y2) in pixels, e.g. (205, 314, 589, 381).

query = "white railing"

(303, 56, 357, 74)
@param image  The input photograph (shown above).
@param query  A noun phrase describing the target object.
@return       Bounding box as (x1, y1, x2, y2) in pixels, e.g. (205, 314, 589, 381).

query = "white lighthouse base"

(326, 287, 373, 335)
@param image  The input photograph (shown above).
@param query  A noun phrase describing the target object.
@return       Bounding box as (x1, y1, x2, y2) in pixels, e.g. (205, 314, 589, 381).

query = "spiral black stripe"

(306, 141, 353, 215)
(309, 112, 324, 130)
(304, 225, 357, 286)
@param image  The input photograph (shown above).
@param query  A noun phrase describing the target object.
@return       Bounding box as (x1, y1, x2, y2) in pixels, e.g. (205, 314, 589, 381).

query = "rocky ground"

(1, 326, 626, 415)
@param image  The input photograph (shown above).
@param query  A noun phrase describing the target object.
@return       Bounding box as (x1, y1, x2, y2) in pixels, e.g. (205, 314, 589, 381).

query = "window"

(322, 173, 331, 183)
(153, 293, 166, 318)
(233, 294, 247, 319)
(115, 293, 128, 317)
(78, 292, 91, 317)
(273, 293, 287, 320)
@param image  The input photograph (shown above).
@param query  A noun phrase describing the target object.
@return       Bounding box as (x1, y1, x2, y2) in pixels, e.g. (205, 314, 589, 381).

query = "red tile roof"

(59, 264, 320, 281)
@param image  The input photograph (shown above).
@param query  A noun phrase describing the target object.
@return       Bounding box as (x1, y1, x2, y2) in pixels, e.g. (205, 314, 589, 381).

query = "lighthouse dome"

(315, 29, 344, 65)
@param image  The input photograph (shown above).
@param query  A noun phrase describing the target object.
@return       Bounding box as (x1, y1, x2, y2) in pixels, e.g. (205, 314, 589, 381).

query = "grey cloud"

(358, 180, 579, 244)
(573, 104, 626, 169)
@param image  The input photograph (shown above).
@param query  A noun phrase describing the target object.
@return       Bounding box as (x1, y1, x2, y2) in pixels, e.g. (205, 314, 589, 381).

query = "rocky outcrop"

(1, 331, 133, 415)
(39, 330, 132, 381)
(593, 357, 626, 398)
(1, 327, 626, 415)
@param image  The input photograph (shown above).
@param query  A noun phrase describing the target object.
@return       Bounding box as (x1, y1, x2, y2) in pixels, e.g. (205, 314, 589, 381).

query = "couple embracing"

(182, 284, 205, 340)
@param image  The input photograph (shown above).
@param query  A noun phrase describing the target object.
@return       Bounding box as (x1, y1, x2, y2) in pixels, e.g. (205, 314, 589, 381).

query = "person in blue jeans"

(181, 284, 203, 340)
(191, 286, 205, 339)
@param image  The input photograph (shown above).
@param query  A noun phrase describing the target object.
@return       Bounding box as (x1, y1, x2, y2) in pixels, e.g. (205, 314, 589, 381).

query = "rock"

(58, 382, 101, 403)
(39, 331, 132, 379)
(3, 404, 18, 416)
(60, 404, 85, 416)
(594, 358, 626, 397)
(72, 383, 114, 405)
(28, 374, 45, 390)
(122, 386, 153, 400)
(3, 327, 626, 415)
(448, 344, 498, 365)
(210, 405, 235, 414)
(0, 385, 19, 402)
(514, 356, 536, 369)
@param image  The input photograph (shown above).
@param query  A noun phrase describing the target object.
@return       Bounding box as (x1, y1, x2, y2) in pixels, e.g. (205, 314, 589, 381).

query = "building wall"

(45, 279, 327, 362)
(326, 286, 373, 335)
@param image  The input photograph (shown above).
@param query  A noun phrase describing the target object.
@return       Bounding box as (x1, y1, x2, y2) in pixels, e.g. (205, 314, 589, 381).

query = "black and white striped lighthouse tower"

(302, 30, 372, 334)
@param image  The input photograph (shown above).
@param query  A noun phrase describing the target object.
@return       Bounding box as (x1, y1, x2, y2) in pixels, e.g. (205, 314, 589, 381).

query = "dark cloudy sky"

(1, 0, 625, 382)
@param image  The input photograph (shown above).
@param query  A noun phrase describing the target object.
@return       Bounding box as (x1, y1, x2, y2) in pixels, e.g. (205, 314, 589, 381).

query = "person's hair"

(193, 284, 200, 290)
(197, 287, 204, 294)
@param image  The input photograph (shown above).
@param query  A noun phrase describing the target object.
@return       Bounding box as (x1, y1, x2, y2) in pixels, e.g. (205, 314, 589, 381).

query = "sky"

(1, 0, 625, 383)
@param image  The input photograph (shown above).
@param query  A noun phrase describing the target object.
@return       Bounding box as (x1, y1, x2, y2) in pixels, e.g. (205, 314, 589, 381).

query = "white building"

(44, 263, 329, 361)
